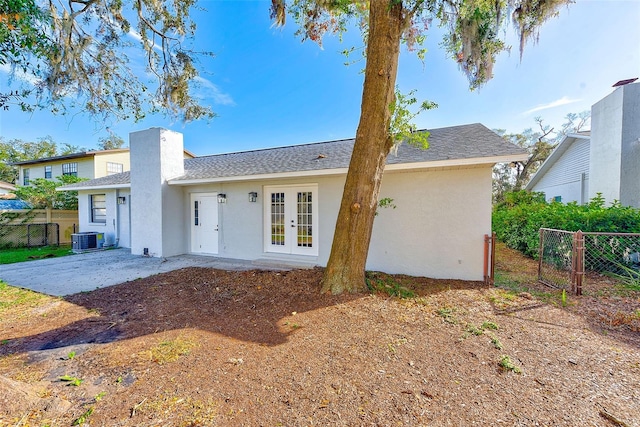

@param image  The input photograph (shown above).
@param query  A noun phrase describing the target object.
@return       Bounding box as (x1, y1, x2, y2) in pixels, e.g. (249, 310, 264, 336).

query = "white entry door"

(264, 185, 318, 256)
(191, 193, 219, 254)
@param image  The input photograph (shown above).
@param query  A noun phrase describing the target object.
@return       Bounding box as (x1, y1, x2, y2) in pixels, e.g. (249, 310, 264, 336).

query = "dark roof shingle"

(61, 123, 526, 189)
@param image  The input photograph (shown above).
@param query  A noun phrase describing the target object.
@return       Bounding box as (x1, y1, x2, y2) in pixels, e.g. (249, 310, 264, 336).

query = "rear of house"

(63, 125, 526, 281)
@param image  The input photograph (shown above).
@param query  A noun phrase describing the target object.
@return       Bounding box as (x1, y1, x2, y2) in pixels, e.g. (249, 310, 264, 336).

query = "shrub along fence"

(0, 209, 78, 248)
(539, 228, 640, 295)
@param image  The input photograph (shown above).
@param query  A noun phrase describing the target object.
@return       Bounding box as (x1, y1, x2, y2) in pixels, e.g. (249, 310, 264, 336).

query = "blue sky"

(1, 0, 639, 156)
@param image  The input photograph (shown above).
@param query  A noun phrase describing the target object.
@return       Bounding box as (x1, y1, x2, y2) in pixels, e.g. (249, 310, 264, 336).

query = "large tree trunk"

(321, 1, 405, 294)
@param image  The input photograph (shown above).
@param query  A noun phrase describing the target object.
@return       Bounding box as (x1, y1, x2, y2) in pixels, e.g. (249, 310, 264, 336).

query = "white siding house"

(525, 133, 590, 203)
(527, 81, 640, 207)
(63, 124, 527, 281)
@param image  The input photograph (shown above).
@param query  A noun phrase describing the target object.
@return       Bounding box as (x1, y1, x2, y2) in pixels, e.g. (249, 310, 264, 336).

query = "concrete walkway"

(0, 248, 262, 296)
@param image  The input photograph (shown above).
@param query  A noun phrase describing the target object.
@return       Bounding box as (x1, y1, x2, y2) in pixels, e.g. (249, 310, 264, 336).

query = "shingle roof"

(61, 123, 526, 190)
(176, 123, 524, 181)
(61, 172, 131, 190)
(11, 149, 130, 166)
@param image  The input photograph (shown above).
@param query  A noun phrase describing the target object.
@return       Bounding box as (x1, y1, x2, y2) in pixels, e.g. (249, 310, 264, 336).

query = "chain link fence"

(0, 223, 60, 248)
(538, 228, 575, 291)
(539, 228, 640, 295)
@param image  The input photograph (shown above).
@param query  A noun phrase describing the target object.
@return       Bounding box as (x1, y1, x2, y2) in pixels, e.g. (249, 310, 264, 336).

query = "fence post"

(490, 232, 496, 286)
(575, 230, 584, 296)
(484, 234, 489, 285)
(538, 228, 544, 282)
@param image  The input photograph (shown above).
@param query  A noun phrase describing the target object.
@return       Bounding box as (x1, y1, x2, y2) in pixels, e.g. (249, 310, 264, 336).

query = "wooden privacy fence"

(0, 209, 78, 246)
(538, 228, 640, 295)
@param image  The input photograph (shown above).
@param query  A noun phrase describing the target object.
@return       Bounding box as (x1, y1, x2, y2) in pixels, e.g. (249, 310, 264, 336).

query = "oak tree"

(1, 0, 213, 122)
(272, 0, 573, 294)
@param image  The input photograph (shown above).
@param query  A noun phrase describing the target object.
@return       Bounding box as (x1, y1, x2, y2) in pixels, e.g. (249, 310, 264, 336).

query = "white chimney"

(589, 82, 640, 207)
(129, 128, 185, 257)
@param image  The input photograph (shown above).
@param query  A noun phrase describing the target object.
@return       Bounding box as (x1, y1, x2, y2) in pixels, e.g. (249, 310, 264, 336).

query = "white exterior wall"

(130, 128, 185, 257)
(590, 83, 640, 208)
(182, 175, 344, 264)
(176, 164, 491, 280)
(77, 188, 131, 247)
(590, 87, 624, 204)
(368, 166, 491, 280)
(530, 138, 590, 204)
(619, 83, 640, 207)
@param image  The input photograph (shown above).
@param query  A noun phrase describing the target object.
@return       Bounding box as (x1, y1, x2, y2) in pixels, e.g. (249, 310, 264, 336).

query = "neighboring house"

(0, 181, 15, 195)
(62, 124, 527, 281)
(527, 80, 640, 207)
(14, 148, 195, 186)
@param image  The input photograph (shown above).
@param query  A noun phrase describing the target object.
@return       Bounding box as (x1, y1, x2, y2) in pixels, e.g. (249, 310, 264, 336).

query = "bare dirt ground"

(1, 243, 639, 426)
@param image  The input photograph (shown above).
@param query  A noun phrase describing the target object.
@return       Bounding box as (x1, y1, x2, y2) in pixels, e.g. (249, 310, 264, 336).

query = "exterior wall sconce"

(248, 192, 258, 203)
(117, 196, 126, 204)
(217, 193, 227, 203)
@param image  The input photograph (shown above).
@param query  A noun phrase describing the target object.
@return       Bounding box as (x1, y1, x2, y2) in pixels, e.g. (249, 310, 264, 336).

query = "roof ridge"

(189, 124, 485, 160)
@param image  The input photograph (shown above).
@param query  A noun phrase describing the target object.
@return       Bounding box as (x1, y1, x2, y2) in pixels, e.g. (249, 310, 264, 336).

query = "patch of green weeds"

(366, 272, 415, 298)
(67, 351, 76, 360)
(0, 339, 9, 345)
(95, 391, 107, 402)
(115, 376, 123, 384)
(72, 407, 93, 425)
(498, 355, 522, 374)
(462, 321, 500, 339)
(490, 335, 503, 350)
(436, 306, 457, 324)
(59, 375, 83, 386)
(465, 324, 484, 336)
(482, 321, 499, 330)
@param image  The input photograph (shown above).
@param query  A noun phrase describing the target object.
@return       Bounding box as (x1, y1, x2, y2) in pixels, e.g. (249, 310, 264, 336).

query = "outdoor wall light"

(217, 193, 227, 203)
(117, 196, 126, 205)
(248, 192, 258, 203)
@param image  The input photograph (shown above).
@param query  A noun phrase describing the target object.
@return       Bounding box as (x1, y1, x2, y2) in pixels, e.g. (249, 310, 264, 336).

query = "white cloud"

(193, 76, 235, 106)
(522, 96, 581, 115)
(0, 63, 41, 86)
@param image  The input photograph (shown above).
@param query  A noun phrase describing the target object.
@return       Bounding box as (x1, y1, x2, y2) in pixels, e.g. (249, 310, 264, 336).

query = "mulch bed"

(1, 246, 639, 426)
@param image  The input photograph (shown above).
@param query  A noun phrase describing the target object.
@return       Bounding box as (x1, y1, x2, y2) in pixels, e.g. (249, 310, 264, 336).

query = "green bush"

(493, 191, 640, 258)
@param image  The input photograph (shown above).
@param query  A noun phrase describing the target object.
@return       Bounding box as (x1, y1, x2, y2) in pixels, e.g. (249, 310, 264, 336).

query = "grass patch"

(141, 337, 197, 365)
(0, 245, 74, 265)
(366, 272, 415, 298)
(0, 281, 49, 315)
(436, 306, 458, 324)
(135, 395, 217, 424)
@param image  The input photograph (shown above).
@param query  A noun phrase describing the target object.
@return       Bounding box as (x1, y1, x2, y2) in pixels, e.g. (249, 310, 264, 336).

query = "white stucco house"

(526, 81, 640, 207)
(62, 123, 526, 280)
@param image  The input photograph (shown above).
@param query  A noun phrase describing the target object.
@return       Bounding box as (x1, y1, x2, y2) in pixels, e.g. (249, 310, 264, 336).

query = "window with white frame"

(44, 165, 52, 179)
(107, 162, 123, 175)
(62, 162, 78, 176)
(90, 194, 107, 224)
(23, 168, 30, 185)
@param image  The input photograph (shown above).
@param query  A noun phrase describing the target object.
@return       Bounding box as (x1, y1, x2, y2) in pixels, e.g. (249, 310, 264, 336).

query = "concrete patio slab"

(0, 248, 264, 297)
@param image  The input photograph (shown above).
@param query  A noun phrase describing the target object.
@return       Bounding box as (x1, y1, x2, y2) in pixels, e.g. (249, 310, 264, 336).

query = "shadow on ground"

(1, 267, 490, 356)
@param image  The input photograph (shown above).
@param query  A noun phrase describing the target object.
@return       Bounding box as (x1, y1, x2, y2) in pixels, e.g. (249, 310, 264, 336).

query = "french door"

(264, 185, 318, 256)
